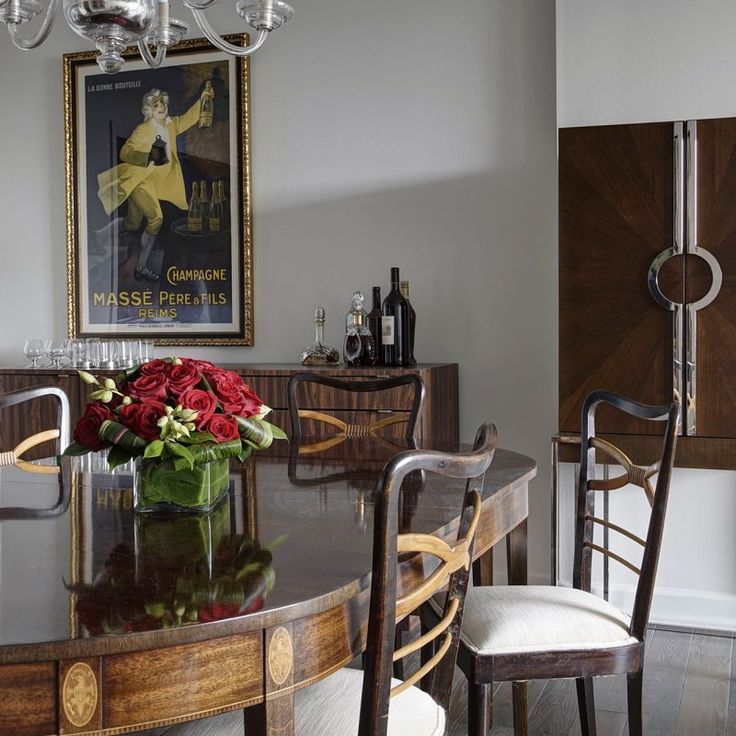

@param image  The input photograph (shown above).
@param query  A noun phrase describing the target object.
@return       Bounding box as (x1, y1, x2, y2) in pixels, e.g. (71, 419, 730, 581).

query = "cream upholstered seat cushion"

(162, 667, 445, 736)
(294, 667, 445, 736)
(445, 585, 636, 655)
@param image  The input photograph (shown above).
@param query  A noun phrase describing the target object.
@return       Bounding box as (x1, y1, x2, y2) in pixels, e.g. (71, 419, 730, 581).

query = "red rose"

(210, 371, 263, 418)
(119, 401, 166, 441)
(205, 414, 240, 443)
(118, 402, 139, 431)
(178, 388, 217, 429)
(139, 359, 170, 376)
(182, 358, 218, 373)
(128, 372, 169, 402)
(202, 364, 228, 384)
(74, 403, 114, 451)
(167, 362, 202, 397)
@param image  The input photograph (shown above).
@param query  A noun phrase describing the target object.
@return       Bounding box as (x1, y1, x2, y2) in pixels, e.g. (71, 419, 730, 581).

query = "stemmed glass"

(45, 338, 69, 368)
(23, 339, 45, 368)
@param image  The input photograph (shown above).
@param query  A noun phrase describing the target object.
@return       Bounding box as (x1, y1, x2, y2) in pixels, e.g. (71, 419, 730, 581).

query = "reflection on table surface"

(0, 437, 535, 655)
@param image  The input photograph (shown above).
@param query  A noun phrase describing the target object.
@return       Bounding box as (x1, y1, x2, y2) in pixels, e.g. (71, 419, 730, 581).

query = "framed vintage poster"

(64, 36, 253, 345)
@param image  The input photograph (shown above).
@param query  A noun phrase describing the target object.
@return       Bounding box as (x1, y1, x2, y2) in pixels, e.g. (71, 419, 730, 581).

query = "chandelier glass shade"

(0, 0, 293, 73)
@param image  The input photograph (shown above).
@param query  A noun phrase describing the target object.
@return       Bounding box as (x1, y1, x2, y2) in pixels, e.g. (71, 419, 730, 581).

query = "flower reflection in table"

(70, 499, 279, 635)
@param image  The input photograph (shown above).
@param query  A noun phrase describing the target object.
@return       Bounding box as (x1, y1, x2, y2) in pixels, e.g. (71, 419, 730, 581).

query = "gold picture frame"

(64, 36, 253, 345)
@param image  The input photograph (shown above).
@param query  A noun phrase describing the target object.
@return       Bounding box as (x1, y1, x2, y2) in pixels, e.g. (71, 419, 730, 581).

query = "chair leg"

(512, 681, 528, 736)
(468, 682, 493, 736)
(627, 670, 643, 736)
(575, 676, 597, 736)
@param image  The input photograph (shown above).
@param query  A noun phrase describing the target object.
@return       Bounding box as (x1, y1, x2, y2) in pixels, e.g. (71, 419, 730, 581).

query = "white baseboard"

(556, 578, 736, 633)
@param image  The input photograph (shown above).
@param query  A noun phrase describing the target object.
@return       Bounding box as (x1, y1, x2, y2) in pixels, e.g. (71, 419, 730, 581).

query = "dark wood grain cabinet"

(0, 363, 458, 457)
(560, 118, 736, 468)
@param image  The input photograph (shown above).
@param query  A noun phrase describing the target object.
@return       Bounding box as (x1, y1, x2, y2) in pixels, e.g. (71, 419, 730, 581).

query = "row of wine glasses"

(23, 338, 155, 369)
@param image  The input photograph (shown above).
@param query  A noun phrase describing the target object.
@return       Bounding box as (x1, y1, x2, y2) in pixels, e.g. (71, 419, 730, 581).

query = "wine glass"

(23, 339, 45, 368)
(45, 338, 69, 368)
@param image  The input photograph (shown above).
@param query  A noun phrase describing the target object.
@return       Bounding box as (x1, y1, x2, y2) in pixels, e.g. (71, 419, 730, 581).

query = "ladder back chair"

(287, 373, 424, 452)
(165, 422, 497, 736)
(424, 390, 680, 736)
(0, 385, 70, 474)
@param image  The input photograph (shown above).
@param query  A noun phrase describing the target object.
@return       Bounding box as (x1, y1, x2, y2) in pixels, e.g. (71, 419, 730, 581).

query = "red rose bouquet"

(64, 357, 286, 510)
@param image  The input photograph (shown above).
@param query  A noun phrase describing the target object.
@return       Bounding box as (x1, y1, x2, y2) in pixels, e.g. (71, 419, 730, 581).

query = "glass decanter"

(301, 307, 339, 365)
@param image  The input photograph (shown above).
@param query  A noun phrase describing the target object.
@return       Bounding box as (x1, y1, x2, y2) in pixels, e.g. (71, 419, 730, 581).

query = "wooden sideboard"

(0, 363, 458, 456)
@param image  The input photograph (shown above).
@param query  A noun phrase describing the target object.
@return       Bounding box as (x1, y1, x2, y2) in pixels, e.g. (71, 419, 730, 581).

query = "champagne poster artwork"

(64, 38, 253, 345)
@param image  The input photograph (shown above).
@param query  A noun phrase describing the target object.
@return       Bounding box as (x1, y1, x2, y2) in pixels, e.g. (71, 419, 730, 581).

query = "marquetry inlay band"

(268, 627, 293, 686)
(62, 662, 98, 728)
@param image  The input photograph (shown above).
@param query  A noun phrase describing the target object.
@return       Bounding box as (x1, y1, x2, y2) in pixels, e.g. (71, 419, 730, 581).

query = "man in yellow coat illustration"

(96, 83, 213, 281)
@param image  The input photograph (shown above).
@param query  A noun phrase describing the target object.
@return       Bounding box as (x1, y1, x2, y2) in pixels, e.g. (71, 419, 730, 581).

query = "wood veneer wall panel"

(691, 118, 736, 438)
(557, 433, 736, 470)
(559, 123, 676, 436)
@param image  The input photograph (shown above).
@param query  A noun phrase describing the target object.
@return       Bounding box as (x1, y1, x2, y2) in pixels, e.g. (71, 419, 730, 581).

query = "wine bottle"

(366, 286, 383, 366)
(209, 180, 222, 232)
(381, 267, 410, 366)
(400, 280, 417, 366)
(220, 181, 230, 231)
(199, 180, 209, 232)
(187, 181, 202, 233)
(199, 81, 214, 128)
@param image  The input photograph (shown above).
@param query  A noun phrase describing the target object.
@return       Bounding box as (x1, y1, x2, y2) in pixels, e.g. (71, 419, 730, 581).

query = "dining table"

(0, 437, 536, 736)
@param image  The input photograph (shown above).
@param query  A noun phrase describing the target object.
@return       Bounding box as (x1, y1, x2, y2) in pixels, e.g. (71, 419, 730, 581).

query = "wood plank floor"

(139, 626, 735, 736)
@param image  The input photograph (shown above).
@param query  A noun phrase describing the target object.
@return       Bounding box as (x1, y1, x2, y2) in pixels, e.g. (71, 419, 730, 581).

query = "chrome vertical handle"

(648, 123, 686, 423)
(685, 121, 697, 436)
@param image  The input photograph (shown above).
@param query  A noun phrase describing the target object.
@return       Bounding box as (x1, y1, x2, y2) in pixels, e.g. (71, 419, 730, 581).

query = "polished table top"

(0, 439, 535, 663)
(0, 438, 535, 736)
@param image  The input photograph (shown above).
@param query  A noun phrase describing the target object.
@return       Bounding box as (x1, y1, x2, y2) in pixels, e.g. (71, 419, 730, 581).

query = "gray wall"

(557, 0, 736, 629)
(0, 1, 558, 581)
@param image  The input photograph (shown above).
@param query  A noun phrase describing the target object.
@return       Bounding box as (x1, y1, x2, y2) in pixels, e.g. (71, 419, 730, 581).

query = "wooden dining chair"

(0, 385, 70, 473)
(0, 385, 71, 520)
(423, 390, 680, 736)
(165, 422, 497, 736)
(287, 373, 424, 450)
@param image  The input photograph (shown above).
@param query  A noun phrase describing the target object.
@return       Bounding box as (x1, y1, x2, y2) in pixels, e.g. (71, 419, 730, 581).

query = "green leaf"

(144, 440, 164, 459)
(265, 422, 288, 441)
(185, 432, 215, 444)
(166, 441, 195, 469)
(236, 444, 254, 463)
(107, 445, 134, 470)
(63, 441, 92, 457)
(264, 533, 289, 552)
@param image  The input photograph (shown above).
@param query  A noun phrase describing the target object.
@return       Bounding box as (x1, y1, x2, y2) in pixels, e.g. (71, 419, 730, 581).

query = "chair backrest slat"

(573, 390, 679, 641)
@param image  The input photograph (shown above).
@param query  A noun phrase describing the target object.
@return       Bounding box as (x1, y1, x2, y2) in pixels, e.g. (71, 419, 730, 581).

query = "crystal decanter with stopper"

(301, 307, 340, 365)
(344, 292, 376, 367)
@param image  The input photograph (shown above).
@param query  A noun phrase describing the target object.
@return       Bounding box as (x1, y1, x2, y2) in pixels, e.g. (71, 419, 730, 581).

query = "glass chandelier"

(0, 0, 293, 73)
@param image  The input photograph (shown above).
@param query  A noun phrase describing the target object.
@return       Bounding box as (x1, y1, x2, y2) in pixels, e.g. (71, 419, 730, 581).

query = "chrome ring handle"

(689, 246, 722, 312)
(647, 245, 722, 313)
(647, 247, 678, 311)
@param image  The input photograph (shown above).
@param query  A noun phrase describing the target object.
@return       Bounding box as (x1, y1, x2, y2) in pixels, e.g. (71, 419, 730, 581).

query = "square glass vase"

(133, 456, 231, 513)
